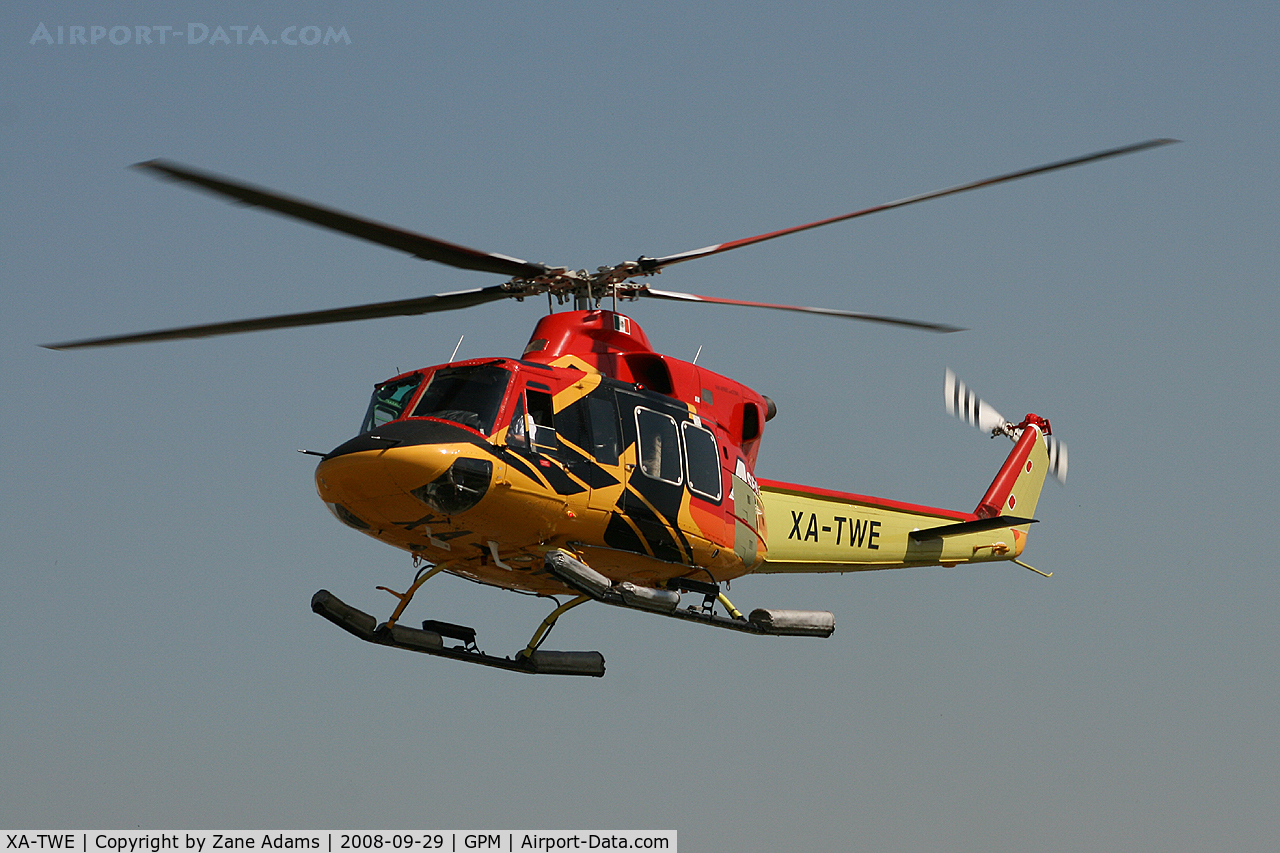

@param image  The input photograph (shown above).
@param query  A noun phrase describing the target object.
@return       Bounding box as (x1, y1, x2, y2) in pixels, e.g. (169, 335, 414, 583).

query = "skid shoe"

(311, 589, 605, 677)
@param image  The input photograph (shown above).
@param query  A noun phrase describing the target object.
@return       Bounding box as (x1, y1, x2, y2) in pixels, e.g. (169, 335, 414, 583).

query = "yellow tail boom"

(755, 423, 1052, 574)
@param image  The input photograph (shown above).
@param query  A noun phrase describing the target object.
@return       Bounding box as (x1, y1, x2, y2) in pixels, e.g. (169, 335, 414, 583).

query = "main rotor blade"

(643, 138, 1179, 270)
(44, 285, 513, 350)
(135, 160, 549, 279)
(637, 287, 963, 332)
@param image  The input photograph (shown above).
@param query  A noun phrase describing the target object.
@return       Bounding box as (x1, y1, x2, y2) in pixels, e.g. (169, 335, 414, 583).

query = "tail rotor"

(945, 368, 1012, 437)
(944, 369, 1068, 484)
(1045, 434, 1068, 485)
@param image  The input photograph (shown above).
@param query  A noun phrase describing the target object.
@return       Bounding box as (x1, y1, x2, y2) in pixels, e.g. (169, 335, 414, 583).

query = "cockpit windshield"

(410, 364, 512, 435)
(361, 374, 423, 434)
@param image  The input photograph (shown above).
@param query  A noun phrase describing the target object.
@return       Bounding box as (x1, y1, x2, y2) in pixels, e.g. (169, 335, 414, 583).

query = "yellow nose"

(316, 440, 498, 530)
(316, 419, 491, 506)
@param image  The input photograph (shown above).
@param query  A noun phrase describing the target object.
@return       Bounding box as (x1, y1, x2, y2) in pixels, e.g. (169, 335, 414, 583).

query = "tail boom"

(754, 481, 1024, 573)
(755, 422, 1053, 575)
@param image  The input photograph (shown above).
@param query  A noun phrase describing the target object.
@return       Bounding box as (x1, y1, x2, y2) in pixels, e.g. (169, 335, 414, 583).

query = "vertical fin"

(976, 426, 1050, 519)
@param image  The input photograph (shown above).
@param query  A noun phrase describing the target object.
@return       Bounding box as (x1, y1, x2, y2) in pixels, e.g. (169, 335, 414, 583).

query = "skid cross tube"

(376, 563, 447, 627)
(519, 594, 591, 659)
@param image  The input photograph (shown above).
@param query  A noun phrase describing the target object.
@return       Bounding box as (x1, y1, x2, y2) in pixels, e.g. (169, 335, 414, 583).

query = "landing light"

(326, 502, 370, 530)
(411, 457, 493, 514)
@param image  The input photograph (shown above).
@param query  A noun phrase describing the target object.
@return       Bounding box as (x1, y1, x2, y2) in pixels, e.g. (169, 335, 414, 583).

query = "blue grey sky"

(3, 2, 1277, 850)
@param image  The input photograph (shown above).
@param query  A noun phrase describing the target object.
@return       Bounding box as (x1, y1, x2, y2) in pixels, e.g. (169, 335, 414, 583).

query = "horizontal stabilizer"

(909, 515, 1037, 541)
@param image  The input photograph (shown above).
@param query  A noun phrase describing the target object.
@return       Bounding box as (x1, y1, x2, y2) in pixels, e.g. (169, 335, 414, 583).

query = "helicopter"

(47, 139, 1176, 676)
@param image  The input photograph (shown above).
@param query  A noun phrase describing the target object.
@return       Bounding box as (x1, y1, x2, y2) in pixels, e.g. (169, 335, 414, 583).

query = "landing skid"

(545, 550, 836, 638)
(311, 549, 832, 678)
(311, 589, 606, 677)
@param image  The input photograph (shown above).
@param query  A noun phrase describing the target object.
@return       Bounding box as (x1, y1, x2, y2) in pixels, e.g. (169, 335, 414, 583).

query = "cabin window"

(586, 395, 621, 465)
(635, 408, 683, 485)
(410, 364, 511, 435)
(361, 374, 423, 434)
(682, 422, 722, 501)
(555, 398, 590, 457)
(554, 393, 621, 466)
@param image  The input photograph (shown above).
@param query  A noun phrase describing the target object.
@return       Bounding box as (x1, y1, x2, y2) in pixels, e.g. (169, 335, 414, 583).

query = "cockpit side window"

(361, 374, 423, 434)
(507, 394, 529, 449)
(525, 388, 557, 454)
(410, 365, 511, 435)
(505, 387, 556, 454)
